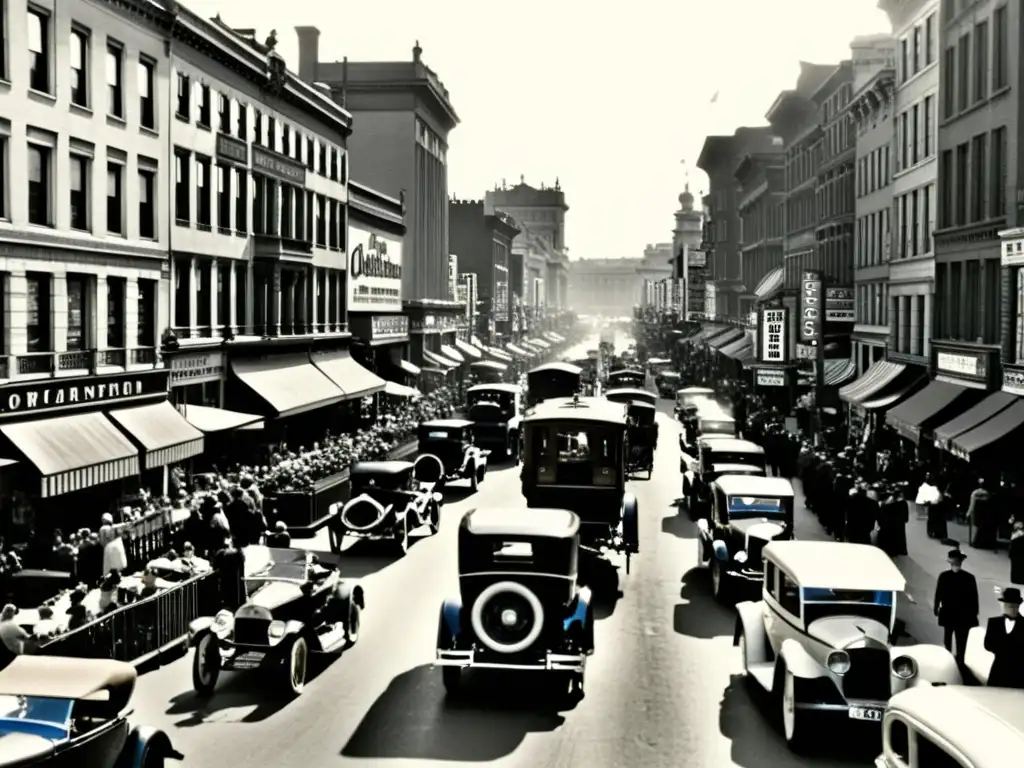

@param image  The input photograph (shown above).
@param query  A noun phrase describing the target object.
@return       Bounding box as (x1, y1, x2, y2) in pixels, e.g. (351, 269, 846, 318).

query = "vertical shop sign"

(800, 270, 823, 345)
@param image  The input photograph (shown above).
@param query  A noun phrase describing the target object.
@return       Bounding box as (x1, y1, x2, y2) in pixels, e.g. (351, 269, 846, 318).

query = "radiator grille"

(842, 647, 891, 701)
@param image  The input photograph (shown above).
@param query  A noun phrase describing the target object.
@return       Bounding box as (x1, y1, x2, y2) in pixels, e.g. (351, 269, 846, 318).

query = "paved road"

(131, 405, 874, 767)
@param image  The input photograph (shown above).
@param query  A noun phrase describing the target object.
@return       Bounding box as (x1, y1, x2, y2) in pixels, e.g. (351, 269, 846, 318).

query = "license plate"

(849, 706, 883, 722)
(232, 652, 265, 670)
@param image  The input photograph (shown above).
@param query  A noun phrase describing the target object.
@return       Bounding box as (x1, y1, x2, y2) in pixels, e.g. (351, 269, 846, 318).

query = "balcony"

(2, 347, 159, 380)
(253, 233, 314, 262)
(170, 323, 349, 343)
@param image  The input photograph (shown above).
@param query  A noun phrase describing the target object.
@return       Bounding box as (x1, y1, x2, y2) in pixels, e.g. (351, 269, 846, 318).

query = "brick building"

(734, 136, 786, 316)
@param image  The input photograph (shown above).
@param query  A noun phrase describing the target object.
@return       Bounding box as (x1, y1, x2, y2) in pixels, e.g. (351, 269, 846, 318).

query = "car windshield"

(707, 452, 765, 469)
(245, 549, 308, 581)
(727, 495, 787, 519)
(468, 392, 514, 418)
(353, 475, 408, 492)
(802, 588, 894, 626)
(425, 431, 453, 440)
(0, 695, 73, 737)
(701, 421, 735, 434)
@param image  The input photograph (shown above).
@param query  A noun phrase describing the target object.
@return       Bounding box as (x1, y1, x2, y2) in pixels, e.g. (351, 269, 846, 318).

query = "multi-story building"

(566, 258, 644, 317)
(734, 137, 785, 316)
(695, 135, 743, 321)
(849, 35, 897, 374)
(672, 186, 706, 320)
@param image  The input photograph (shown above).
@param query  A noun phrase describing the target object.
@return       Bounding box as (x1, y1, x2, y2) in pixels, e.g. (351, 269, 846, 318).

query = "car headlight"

(268, 620, 286, 639)
(891, 655, 917, 680)
(733, 551, 748, 564)
(827, 650, 851, 675)
(212, 609, 233, 636)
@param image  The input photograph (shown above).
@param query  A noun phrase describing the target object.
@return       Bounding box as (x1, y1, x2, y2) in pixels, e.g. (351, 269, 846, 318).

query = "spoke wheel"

(192, 633, 221, 697)
(285, 637, 309, 696)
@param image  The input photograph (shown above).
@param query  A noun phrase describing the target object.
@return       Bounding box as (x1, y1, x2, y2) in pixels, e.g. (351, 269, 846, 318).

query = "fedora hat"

(999, 587, 1023, 604)
(947, 549, 967, 563)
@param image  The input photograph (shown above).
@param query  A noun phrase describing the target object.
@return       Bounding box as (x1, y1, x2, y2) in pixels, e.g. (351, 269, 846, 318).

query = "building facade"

(566, 258, 644, 317)
(672, 187, 706, 320)
(734, 138, 785, 316)
(696, 136, 742, 321)
(849, 35, 897, 374)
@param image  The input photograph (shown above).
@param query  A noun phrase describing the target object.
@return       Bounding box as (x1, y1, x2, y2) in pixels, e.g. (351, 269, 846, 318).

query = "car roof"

(627, 401, 656, 411)
(467, 383, 521, 394)
(524, 397, 628, 426)
(608, 368, 644, 376)
(709, 463, 766, 476)
(886, 686, 1024, 757)
(700, 438, 763, 453)
(351, 460, 414, 476)
(462, 507, 580, 538)
(678, 386, 714, 394)
(421, 419, 474, 429)
(605, 387, 653, 399)
(764, 541, 906, 591)
(713, 475, 794, 497)
(0, 656, 136, 702)
(700, 414, 735, 423)
(529, 362, 583, 376)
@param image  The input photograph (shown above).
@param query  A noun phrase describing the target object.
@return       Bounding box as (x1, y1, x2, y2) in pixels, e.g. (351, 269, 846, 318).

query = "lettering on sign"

(1003, 369, 1024, 397)
(937, 351, 982, 378)
(1003, 238, 1024, 267)
(215, 134, 248, 165)
(0, 370, 168, 417)
(170, 352, 225, 386)
(796, 344, 816, 360)
(800, 271, 823, 344)
(349, 224, 403, 313)
(370, 315, 409, 339)
(756, 370, 786, 387)
(252, 146, 307, 185)
(760, 308, 787, 364)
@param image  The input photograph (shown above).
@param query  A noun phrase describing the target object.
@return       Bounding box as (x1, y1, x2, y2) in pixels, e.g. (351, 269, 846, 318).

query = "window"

(328, 200, 338, 247)
(994, 5, 1008, 90)
(955, 143, 968, 226)
(991, 126, 1007, 218)
(69, 28, 88, 107)
(318, 142, 327, 175)
(139, 169, 155, 239)
(106, 162, 122, 234)
(280, 185, 293, 238)
(176, 73, 190, 119)
(66, 274, 88, 351)
(925, 13, 936, 64)
(27, 144, 50, 226)
(305, 136, 314, 170)
(943, 46, 956, 118)
(174, 149, 190, 224)
(237, 104, 248, 139)
(267, 117, 276, 152)
(974, 21, 988, 102)
(911, 189, 919, 254)
(940, 150, 953, 227)
(217, 164, 231, 232)
(254, 110, 262, 145)
(282, 125, 290, 156)
(923, 185, 932, 254)
(139, 58, 155, 129)
(26, 273, 51, 353)
(106, 43, 123, 119)
(972, 134, 987, 221)
(957, 34, 970, 112)
(28, 8, 49, 93)
(916, 733, 967, 768)
(911, 104, 919, 166)
(315, 194, 326, 246)
(69, 154, 88, 231)
(330, 148, 338, 180)
(912, 26, 921, 75)
(107, 277, 125, 348)
(218, 93, 230, 133)
(198, 84, 210, 127)
(779, 571, 800, 616)
(137, 279, 156, 346)
(924, 96, 933, 157)
(235, 168, 247, 232)
(196, 156, 211, 228)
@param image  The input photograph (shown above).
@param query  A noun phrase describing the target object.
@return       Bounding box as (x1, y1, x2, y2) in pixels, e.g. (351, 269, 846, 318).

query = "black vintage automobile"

(625, 400, 658, 479)
(606, 368, 646, 390)
(415, 419, 489, 490)
(436, 507, 595, 705)
(683, 438, 767, 519)
(330, 461, 442, 554)
(655, 371, 681, 398)
(697, 475, 795, 602)
(521, 396, 639, 572)
(466, 383, 523, 461)
(604, 387, 657, 408)
(188, 546, 364, 697)
(527, 362, 583, 406)
(0, 656, 181, 767)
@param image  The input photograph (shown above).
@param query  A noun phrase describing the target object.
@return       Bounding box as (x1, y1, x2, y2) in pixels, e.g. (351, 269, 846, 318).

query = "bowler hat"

(947, 549, 967, 563)
(999, 587, 1023, 604)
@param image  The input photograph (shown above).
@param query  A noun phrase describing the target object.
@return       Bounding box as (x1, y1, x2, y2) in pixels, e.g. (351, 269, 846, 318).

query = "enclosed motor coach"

(527, 362, 584, 406)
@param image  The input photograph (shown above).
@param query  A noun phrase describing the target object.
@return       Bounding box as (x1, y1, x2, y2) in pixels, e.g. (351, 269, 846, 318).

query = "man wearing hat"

(933, 548, 979, 664)
(983, 586, 1024, 687)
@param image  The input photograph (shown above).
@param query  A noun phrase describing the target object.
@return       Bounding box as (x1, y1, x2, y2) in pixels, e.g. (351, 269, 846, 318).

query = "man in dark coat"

(877, 484, 909, 556)
(933, 549, 979, 663)
(983, 587, 1024, 688)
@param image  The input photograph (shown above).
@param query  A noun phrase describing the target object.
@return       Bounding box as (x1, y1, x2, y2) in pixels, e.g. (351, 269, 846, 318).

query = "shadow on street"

(579, 556, 622, 620)
(340, 663, 565, 761)
(672, 567, 734, 640)
(308, 543, 405, 580)
(661, 506, 696, 539)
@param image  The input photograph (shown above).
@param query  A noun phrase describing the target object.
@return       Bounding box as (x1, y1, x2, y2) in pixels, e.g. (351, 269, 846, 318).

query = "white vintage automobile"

(734, 540, 962, 752)
(876, 686, 1024, 767)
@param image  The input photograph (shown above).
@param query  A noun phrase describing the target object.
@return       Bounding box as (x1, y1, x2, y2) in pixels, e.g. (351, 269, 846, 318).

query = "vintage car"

(678, 410, 737, 451)
(435, 507, 594, 706)
(696, 475, 795, 602)
(331, 461, 442, 554)
(188, 546, 364, 697)
(466, 383, 523, 461)
(876, 686, 1024, 768)
(655, 371, 681, 398)
(699, 413, 737, 439)
(624, 400, 658, 479)
(604, 387, 657, 408)
(415, 419, 489, 490)
(683, 438, 767, 518)
(606, 368, 646, 390)
(0, 655, 181, 767)
(527, 362, 583, 406)
(520, 395, 639, 572)
(674, 385, 715, 417)
(734, 541, 961, 752)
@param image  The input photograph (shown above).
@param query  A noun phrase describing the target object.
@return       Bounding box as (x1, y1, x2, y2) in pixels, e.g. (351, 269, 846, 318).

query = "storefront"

(407, 302, 464, 368)
(168, 349, 226, 407)
(349, 313, 420, 384)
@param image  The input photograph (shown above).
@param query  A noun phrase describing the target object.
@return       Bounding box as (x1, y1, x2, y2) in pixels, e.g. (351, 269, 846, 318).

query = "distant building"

(567, 258, 645, 317)
(672, 186, 706, 318)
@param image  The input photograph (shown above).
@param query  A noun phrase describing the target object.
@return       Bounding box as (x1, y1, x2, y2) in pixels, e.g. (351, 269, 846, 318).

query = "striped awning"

(108, 401, 205, 471)
(708, 328, 744, 349)
(506, 344, 532, 359)
(719, 333, 753, 360)
(754, 266, 785, 301)
(178, 404, 264, 433)
(440, 344, 465, 364)
(397, 359, 421, 377)
(1, 412, 140, 498)
(685, 324, 727, 344)
(423, 350, 456, 369)
(798, 359, 858, 387)
(454, 339, 482, 359)
(486, 346, 513, 362)
(839, 360, 907, 404)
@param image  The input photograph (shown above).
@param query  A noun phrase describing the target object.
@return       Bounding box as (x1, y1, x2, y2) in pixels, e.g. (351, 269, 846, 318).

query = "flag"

(709, 90, 719, 104)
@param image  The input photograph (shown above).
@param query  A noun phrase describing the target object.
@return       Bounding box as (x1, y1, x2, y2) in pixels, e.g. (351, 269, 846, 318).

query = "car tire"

(192, 632, 221, 697)
(469, 463, 479, 491)
(140, 744, 165, 768)
(442, 666, 463, 697)
(711, 559, 729, 603)
(777, 662, 812, 753)
(345, 601, 361, 648)
(283, 636, 309, 696)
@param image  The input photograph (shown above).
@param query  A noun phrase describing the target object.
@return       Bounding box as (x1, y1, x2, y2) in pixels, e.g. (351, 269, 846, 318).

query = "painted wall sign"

(348, 223, 403, 313)
(1003, 368, 1024, 397)
(215, 134, 248, 165)
(371, 315, 409, 340)
(0, 370, 169, 418)
(252, 146, 307, 185)
(800, 271, 823, 344)
(826, 285, 855, 322)
(756, 370, 786, 387)
(759, 308, 788, 363)
(936, 352, 983, 379)
(169, 351, 224, 386)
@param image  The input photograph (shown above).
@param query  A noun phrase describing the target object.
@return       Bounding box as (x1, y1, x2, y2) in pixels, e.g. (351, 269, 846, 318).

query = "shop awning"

(108, 401, 205, 471)
(799, 360, 858, 387)
(950, 400, 1024, 461)
(860, 377, 927, 411)
(423, 350, 456, 369)
(232, 353, 345, 418)
(313, 350, 386, 399)
(421, 366, 448, 377)
(754, 266, 785, 302)
(684, 324, 726, 344)
(396, 359, 421, 377)
(440, 344, 465, 364)
(471, 360, 508, 373)
(545, 332, 565, 342)
(708, 328, 744, 349)
(839, 360, 907, 404)
(178, 404, 264, 433)
(384, 381, 421, 398)
(885, 380, 981, 444)
(720, 333, 753, 360)
(932, 391, 1017, 451)
(1, 412, 139, 498)
(524, 338, 551, 349)
(506, 344, 532, 359)
(454, 339, 482, 359)
(486, 346, 513, 362)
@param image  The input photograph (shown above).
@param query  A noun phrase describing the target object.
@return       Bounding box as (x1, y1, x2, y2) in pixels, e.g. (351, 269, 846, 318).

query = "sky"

(187, 0, 890, 261)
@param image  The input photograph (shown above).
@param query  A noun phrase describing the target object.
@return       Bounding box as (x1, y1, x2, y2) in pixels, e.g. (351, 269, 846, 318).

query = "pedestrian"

(877, 484, 909, 556)
(0, 604, 29, 666)
(968, 478, 996, 549)
(917, 474, 944, 538)
(983, 587, 1024, 688)
(1009, 521, 1024, 585)
(933, 548, 978, 663)
(266, 520, 291, 548)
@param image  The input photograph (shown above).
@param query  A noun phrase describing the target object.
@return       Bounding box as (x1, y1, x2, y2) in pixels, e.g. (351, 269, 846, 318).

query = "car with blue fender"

(188, 546, 364, 698)
(436, 507, 594, 706)
(0, 655, 182, 767)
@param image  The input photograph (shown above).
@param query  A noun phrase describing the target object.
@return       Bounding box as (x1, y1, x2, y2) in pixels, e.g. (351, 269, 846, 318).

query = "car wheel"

(778, 662, 811, 752)
(283, 636, 309, 696)
(711, 559, 728, 603)
(469, 463, 479, 491)
(191, 632, 221, 697)
(140, 745, 165, 768)
(442, 666, 463, 697)
(345, 601, 361, 648)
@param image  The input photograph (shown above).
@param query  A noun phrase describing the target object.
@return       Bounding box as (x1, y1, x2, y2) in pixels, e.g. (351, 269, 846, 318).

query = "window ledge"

(175, 219, 192, 228)
(197, 122, 211, 132)
(69, 102, 92, 117)
(106, 114, 127, 128)
(175, 113, 190, 124)
(28, 88, 56, 103)
(139, 125, 158, 138)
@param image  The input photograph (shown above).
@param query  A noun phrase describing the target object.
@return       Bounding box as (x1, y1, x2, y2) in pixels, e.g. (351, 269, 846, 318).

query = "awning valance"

(423, 350, 456, 369)
(313, 350, 386, 399)
(397, 359, 421, 377)
(860, 377, 927, 411)
(108, 401, 205, 470)
(754, 266, 785, 302)
(950, 400, 1024, 461)
(545, 332, 565, 342)
(506, 344, 532, 359)
(471, 360, 508, 373)
(719, 333, 753, 360)
(454, 339, 482, 359)
(885, 381, 981, 444)
(383, 381, 421, 398)
(232, 354, 345, 418)
(178, 404, 264, 433)
(932, 391, 1016, 451)
(486, 346, 513, 362)
(440, 344, 465, 364)
(1, 412, 139, 498)
(708, 328, 744, 349)
(799, 359, 858, 387)
(839, 360, 907, 404)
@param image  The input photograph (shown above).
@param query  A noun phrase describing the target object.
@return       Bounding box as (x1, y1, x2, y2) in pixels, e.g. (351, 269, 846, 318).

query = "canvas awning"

(440, 344, 465, 364)
(506, 344, 532, 359)
(231, 353, 345, 418)
(839, 360, 907, 404)
(885, 381, 981, 444)
(471, 360, 508, 373)
(312, 350, 386, 399)
(1, 412, 139, 498)
(454, 339, 482, 359)
(383, 381, 421, 398)
(178, 404, 264, 433)
(754, 266, 785, 302)
(108, 401, 205, 471)
(396, 359, 421, 377)
(719, 333, 753, 360)
(423, 350, 456, 369)
(798, 359, 858, 387)
(708, 328, 744, 349)
(486, 346, 513, 362)
(950, 400, 1024, 462)
(932, 391, 1017, 451)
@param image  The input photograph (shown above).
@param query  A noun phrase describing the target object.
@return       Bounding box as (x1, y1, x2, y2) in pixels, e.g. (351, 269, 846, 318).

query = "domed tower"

(673, 183, 704, 317)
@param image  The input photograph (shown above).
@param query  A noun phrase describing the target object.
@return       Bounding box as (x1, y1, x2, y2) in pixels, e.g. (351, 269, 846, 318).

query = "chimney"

(294, 26, 320, 84)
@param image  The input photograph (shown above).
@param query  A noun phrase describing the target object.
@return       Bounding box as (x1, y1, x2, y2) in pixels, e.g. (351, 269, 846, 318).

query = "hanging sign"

(756, 370, 786, 387)
(758, 308, 788, 363)
(800, 270, 823, 344)
(348, 223, 403, 313)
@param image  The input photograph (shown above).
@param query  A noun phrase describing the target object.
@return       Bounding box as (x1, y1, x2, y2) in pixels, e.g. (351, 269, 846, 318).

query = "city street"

(129, 403, 875, 768)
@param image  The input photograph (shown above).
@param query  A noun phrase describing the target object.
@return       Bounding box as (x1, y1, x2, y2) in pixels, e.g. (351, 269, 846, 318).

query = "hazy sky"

(188, 0, 889, 260)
